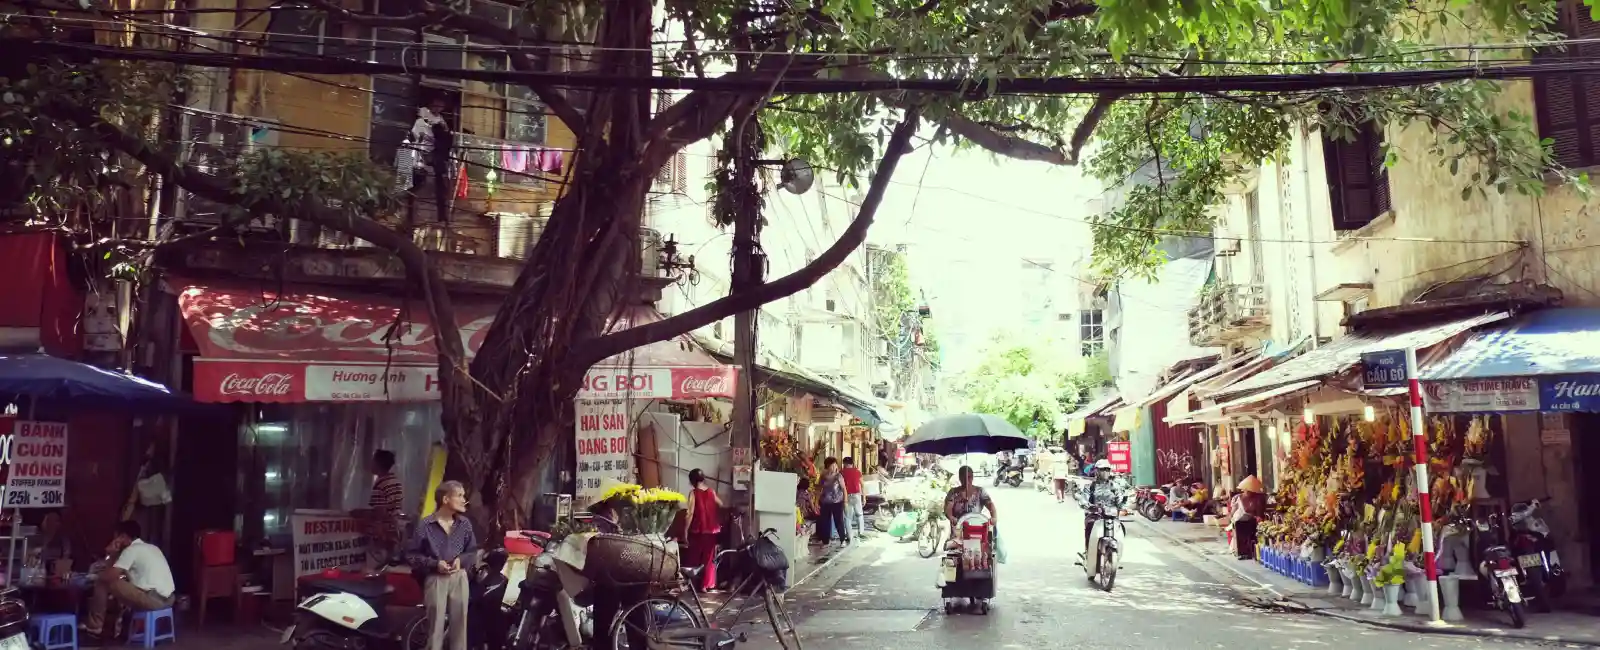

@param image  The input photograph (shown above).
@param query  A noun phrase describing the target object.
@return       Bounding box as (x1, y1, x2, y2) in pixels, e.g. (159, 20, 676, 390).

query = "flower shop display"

(586, 482, 688, 586)
(1375, 544, 1407, 616)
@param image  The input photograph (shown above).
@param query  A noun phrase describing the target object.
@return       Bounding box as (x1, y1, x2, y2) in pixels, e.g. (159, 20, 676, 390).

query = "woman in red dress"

(684, 469, 725, 591)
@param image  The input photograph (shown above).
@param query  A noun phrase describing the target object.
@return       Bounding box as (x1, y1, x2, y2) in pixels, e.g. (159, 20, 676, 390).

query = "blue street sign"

(1362, 349, 1410, 390)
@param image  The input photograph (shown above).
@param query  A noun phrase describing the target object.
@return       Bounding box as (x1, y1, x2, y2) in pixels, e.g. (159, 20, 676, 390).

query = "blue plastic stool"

(28, 612, 77, 650)
(127, 608, 176, 648)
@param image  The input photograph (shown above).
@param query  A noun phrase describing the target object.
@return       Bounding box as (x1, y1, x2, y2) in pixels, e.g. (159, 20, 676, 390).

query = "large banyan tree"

(0, 0, 1576, 530)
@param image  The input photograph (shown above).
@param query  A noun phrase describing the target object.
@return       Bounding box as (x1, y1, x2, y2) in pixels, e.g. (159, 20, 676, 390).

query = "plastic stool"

(28, 612, 78, 650)
(127, 608, 176, 648)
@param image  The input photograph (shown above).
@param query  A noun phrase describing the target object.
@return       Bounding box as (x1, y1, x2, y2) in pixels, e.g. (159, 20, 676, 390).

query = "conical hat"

(1238, 475, 1265, 494)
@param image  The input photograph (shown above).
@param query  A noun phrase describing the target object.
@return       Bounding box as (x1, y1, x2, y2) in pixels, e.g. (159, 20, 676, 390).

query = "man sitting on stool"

(82, 520, 175, 642)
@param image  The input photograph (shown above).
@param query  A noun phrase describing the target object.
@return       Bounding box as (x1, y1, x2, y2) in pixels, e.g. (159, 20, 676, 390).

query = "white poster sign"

(290, 510, 369, 576)
(1423, 378, 1540, 413)
(575, 399, 633, 501)
(4, 421, 67, 508)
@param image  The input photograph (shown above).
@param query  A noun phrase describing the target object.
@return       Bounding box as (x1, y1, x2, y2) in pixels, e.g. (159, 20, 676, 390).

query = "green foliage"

(955, 331, 1099, 440)
(869, 247, 916, 343)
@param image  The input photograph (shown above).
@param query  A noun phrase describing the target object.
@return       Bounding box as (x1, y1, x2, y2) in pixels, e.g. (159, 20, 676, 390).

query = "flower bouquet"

(635, 487, 687, 535)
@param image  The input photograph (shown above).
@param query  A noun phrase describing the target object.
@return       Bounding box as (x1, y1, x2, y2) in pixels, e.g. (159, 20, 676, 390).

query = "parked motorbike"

(1133, 486, 1168, 522)
(994, 465, 1025, 488)
(1474, 516, 1529, 629)
(284, 561, 428, 649)
(0, 588, 30, 650)
(1509, 498, 1566, 611)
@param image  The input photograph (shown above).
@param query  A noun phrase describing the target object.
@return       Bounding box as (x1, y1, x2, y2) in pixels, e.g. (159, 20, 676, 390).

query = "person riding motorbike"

(1080, 460, 1125, 558)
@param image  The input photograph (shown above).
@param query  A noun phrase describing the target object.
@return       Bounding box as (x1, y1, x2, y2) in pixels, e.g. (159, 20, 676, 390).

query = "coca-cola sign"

(680, 374, 730, 395)
(219, 372, 295, 397)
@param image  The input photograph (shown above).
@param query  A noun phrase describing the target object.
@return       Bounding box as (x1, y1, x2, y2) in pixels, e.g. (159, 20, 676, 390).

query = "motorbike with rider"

(1078, 459, 1128, 564)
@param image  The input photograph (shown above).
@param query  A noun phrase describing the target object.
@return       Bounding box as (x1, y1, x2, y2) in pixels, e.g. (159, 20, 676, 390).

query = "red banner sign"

(177, 283, 734, 403)
(1106, 441, 1132, 474)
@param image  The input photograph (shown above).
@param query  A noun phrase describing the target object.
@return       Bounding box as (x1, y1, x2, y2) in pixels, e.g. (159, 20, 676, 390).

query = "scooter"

(994, 465, 1024, 488)
(284, 561, 426, 649)
(1133, 486, 1168, 522)
(1079, 503, 1126, 592)
(1475, 516, 1529, 629)
(1509, 498, 1566, 610)
(0, 588, 31, 650)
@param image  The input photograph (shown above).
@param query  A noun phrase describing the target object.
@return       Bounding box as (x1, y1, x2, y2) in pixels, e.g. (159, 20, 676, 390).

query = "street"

(752, 483, 1560, 650)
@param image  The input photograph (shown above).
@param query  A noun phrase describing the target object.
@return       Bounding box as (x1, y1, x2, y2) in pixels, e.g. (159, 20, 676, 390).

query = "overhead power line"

(19, 38, 1600, 95)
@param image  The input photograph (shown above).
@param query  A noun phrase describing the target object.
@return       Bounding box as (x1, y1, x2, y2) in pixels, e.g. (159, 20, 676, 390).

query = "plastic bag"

(887, 512, 919, 538)
(994, 527, 1008, 564)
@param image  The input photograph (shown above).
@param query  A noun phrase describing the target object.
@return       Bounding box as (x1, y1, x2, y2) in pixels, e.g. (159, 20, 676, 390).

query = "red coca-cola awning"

(173, 281, 734, 403)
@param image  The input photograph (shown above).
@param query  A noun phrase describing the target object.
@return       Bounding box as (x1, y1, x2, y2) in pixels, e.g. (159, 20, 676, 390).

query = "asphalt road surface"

(739, 481, 1566, 650)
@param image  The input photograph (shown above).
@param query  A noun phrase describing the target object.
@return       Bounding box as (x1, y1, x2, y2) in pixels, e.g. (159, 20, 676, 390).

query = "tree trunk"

(441, 148, 653, 538)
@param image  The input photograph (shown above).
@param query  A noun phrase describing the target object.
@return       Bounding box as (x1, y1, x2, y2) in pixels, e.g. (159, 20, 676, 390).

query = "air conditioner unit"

(811, 408, 839, 424)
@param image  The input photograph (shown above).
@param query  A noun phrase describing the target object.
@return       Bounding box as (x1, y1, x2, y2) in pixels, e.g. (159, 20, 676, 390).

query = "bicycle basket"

(582, 533, 681, 587)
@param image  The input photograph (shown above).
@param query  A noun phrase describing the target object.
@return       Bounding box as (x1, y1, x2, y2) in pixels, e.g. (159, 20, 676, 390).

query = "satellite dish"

(778, 159, 814, 195)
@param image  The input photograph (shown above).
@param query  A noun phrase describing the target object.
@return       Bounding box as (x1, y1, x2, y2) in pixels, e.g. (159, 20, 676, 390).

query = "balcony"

(167, 111, 669, 295)
(1188, 283, 1270, 346)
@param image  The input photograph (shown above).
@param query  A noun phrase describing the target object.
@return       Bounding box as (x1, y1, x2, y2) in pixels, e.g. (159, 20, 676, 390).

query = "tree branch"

(573, 107, 923, 369)
(41, 102, 471, 374)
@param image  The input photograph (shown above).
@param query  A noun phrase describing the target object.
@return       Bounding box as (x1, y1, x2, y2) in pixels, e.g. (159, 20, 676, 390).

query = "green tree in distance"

(956, 331, 1105, 441)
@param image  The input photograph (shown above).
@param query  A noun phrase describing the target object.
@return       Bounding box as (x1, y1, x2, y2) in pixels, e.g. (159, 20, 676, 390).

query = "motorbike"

(1474, 516, 1529, 629)
(0, 588, 29, 650)
(1509, 498, 1566, 611)
(504, 543, 596, 650)
(1133, 486, 1168, 522)
(284, 561, 427, 649)
(994, 465, 1024, 488)
(1079, 502, 1126, 592)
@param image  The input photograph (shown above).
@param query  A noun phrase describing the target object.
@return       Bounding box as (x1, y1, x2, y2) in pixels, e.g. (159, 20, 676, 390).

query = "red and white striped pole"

(1405, 347, 1442, 623)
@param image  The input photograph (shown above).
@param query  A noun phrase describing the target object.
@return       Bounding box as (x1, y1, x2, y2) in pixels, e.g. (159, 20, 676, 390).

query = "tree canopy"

(955, 331, 1107, 441)
(0, 0, 1581, 527)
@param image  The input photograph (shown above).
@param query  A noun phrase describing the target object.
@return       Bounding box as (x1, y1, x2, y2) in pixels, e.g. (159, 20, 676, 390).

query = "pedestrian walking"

(816, 457, 851, 547)
(683, 469, 724, 591)
(1051, 448, 1072, 502)
(841, 457, 865, 536)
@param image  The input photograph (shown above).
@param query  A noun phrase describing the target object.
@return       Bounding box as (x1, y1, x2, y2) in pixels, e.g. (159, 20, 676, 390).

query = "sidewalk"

(1137, 519, 1600, 646)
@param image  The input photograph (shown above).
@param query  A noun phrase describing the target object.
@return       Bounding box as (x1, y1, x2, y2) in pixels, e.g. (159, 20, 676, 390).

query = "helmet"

(1094, 459, 1113, 470)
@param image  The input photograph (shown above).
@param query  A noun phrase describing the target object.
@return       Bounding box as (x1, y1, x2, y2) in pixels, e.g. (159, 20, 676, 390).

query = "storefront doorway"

(1573, 412, 1600, 584)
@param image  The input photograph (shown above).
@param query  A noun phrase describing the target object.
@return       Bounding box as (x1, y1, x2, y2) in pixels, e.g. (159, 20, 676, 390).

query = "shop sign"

(575, 399, 632, 500)
(195, 362, 736, 403)
(290, 510, 368, 576)
(1106, 441, 1132, 474)
(1423, 378, 1539, 413)
(2, 421, 66, 508)
(1539, 375, 1600, 412)
(1360, 349, 1409, 390)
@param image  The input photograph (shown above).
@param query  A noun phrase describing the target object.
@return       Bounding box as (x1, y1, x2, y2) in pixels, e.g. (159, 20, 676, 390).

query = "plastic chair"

(127, 608, 176, 648)
(28, 612, 78, 650)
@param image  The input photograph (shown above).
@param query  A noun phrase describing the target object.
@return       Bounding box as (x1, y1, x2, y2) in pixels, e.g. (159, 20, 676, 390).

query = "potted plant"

(1375, 545, 1407, 616)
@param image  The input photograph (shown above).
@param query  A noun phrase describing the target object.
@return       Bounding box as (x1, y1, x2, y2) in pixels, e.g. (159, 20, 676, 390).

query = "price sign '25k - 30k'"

(5, 421, 67, 508)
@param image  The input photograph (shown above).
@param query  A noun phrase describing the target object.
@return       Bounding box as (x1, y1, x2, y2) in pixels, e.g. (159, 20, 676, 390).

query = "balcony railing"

(1188, 282, 1270, 346)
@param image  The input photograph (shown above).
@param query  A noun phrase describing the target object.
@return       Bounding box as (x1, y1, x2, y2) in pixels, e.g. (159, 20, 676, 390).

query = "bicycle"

(611, 528, 802, 650)
(914, 512, 946, 559)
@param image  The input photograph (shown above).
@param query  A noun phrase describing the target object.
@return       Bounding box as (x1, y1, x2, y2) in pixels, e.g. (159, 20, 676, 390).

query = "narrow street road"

(751, 482, 1558, 650)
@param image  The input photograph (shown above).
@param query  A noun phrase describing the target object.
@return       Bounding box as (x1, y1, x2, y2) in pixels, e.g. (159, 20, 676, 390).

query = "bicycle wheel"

(873, 503, 900, 532)
(917, 520, 942, 558)
(402, 615, 430, 650)
(610, 596, 707, 650)
(763, 585, 804, 650)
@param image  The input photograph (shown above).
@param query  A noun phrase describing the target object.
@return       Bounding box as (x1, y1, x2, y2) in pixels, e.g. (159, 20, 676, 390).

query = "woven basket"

(583, 533, 680, 587)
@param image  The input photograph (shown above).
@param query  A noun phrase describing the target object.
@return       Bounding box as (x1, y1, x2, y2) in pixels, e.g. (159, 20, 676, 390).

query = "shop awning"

(1110, 405, 1143, 433)
(1423, 308, 1600, 380)
(1417, 308, 1600, 413)
(1176, 379, 1322, 424)
(1133, 353, 1260, 410)
(1209, 312, 1510, 402)
(174, 282, 734, 403)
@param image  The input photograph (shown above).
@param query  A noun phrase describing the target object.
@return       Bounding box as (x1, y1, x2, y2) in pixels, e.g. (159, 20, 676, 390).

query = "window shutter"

(654, 90, 678, 187)
(1533, 0, 1600, 169)
(1324, 122, 1389, 230)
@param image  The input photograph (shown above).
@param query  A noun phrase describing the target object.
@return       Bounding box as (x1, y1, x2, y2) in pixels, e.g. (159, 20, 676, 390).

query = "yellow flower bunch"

(635, 487, 687, 505)
(600, 482, 643, 503)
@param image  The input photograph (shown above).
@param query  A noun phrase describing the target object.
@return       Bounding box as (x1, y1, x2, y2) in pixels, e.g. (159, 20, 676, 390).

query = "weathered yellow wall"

(209, 0, 575, 219)
(1327, 79, 1600, 310)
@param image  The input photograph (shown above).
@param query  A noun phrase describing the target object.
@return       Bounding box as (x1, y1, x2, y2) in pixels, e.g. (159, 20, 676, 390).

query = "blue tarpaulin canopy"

(1422, 308, 1600, 380)
(0, 353, 199, 413)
